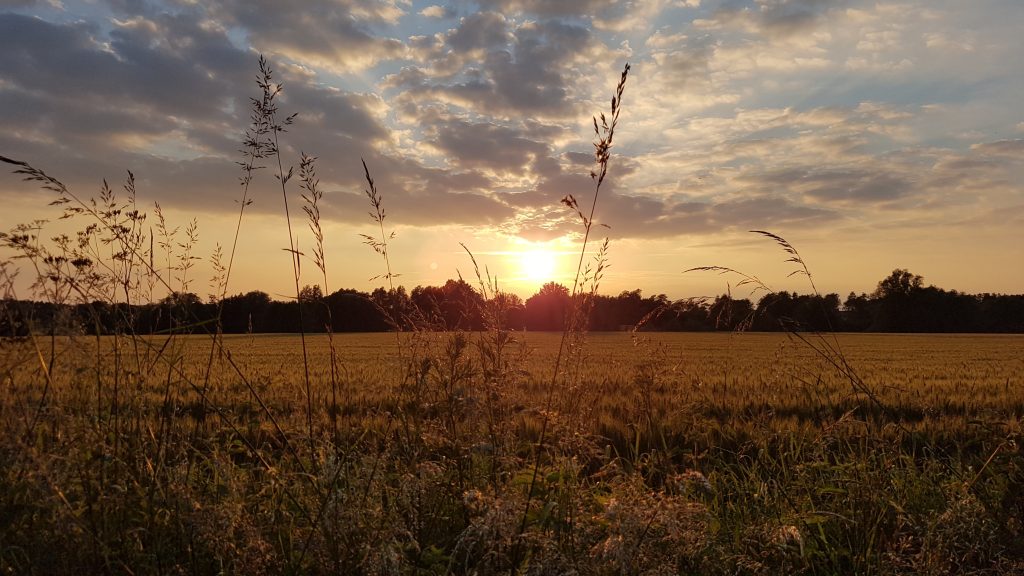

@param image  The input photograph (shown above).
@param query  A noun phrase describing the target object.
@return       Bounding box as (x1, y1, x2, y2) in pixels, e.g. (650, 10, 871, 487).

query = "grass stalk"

(515, 62, 630, 567)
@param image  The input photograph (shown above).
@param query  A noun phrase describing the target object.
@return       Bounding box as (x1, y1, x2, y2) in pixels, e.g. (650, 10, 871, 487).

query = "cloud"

(202, 0, 407, 72)
(419, 5, 451, 18)
(649, 37, 713, 91)
(972, 139, 1024, 158)
(0, 7, 487, 229)
(594, 0, 701, 32)
(427, 118, 551, 174)
(461, 0, 617, 17)
(445, 11, 512, 53)
(505, 184, 841, 241)
(384, 16, 597, 118)
(0, 11, 249, 156)
(740, 166, 911, 205)
(699, 0, 848, 38)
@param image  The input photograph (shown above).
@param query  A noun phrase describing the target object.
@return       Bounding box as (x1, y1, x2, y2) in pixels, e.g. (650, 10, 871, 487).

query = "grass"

(1, 57, 1023, 575)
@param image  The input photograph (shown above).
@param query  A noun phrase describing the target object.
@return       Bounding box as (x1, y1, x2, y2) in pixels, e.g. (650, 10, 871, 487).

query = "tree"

(842, 292, 874, 331)
(524, 282, 571, 331)
(874, 269, 923, 299)
(872, 269, 925, 331)
(329, 288, 390, 331)
(411, 284, 446, 328)
(298, 284, 323, 302)
(298, 284, 327, 332)
(708, 294, 754, 331)
(440, 279, 484, 330)
(220, 291, 271, 333)
(487, 291, 526, 330)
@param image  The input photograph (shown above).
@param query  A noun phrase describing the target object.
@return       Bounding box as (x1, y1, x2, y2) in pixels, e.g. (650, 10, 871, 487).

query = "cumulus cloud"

(387, 16, 597, 118)
(202, 0, 407, 72)
(426, 118, 550, 174)
(0, 11, 249, 157)
(972, 140, 1024, 158)
(459, 0, 616, 17)
(594, 0, 704, 32)
(419, 4, 451, 18)
(698, 0, 848, 38)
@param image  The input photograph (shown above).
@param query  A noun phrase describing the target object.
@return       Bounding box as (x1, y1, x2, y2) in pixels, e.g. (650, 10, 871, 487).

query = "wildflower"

(673, 469, 714, 497)
(603, 497, 621, 521)
(463, 489, 485, 516)
(771, 524, 804, 556)
(471, 441, 494, 454)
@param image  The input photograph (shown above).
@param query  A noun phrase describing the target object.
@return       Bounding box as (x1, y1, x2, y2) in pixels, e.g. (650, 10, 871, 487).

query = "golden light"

(519, 249, 557, 282)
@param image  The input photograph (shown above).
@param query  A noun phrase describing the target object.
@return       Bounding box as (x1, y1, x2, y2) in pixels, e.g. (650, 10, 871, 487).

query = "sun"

(519, 249, 557, 282)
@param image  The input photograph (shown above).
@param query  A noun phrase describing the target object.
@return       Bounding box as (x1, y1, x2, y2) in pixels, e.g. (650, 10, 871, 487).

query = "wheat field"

(1, 330, 1021, 574)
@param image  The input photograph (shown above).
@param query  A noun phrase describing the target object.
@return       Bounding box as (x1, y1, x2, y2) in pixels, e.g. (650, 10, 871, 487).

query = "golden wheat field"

(2, 330, 1023, 575)
(15, 331, 1020, 422)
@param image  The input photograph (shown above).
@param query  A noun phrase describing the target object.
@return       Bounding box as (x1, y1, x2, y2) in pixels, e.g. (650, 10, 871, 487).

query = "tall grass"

(0, 57, 1022, 575)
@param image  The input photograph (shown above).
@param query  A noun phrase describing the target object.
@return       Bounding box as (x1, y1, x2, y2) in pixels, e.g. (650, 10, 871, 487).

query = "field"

(2, 330, 1022, 575)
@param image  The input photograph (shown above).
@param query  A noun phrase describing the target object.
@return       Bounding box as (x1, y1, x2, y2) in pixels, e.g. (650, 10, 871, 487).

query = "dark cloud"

(447, 11, 511, 52)
(756, 0, 846, 36)
(103, 0, 159, 14)
(740, 167, 911, 204)
(593, 190, 839, 238)
(429, 119, 550, 174)
(507, 183, 840, 241)
(460, 0, 616, 18)
(972, 139, 1024, 157)
(0, 11, 249, 155)
(277, 152, 513, 228)
(202, 0, 405, 71)
(497, 148, 840, 240)
(656, 38, 713, 91)
(387, 17, 594, 117)
(285, 85, 389, 144)
(0, 8, 482, 230)
(707, 0, 848, 38)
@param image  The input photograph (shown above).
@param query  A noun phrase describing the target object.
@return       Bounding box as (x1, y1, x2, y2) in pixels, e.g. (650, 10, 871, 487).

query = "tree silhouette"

(872, 269, 926, 331)
(525, 282, 570, 331)
(3, 269, 1024, 335)
(874, 269, 924, 299)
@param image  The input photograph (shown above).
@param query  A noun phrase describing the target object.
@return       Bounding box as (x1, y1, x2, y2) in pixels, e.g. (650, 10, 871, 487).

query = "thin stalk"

(270, 109, 316, 469)
(515, 63, 629, 565)
(300, 154, 341, 442)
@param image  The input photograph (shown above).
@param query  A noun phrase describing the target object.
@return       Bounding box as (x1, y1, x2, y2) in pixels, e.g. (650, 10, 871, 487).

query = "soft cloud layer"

(1, 0, 1022, 297)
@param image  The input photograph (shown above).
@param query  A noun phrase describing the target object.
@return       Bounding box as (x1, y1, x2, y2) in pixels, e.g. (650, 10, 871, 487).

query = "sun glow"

(519, 249, 557, 282)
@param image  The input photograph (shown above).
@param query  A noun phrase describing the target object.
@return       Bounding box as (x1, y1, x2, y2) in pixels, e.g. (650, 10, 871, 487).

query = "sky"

(1, 0, 1022, 302)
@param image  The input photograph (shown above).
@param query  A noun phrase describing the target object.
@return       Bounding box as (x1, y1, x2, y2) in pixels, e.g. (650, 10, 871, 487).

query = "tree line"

(2, 269, 1022, 336)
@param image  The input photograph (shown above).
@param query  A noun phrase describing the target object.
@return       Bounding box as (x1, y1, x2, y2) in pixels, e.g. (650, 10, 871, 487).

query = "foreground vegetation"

(0, 332, 1021, 574)
(2, 57, 1023, 574)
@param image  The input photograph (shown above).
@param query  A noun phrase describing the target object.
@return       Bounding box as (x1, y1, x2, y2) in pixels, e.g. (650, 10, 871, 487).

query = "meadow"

(1, 331, 1021, 574)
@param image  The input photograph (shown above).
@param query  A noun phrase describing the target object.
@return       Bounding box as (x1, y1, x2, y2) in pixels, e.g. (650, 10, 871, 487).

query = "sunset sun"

(519, 249, 557, 282)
